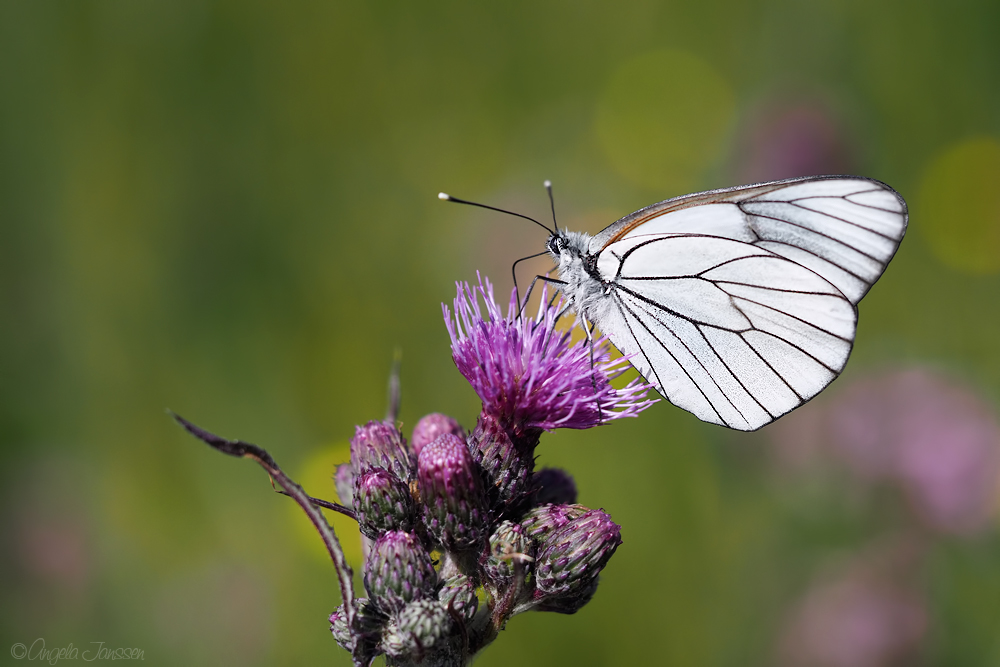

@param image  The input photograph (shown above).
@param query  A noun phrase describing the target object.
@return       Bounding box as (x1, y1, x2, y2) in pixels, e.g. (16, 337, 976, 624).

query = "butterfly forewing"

(590, 176, 907, 305)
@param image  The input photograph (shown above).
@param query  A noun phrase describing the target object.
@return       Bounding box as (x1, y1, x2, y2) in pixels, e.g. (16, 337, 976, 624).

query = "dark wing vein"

(612, 292, 729, 426)
(738, 207, 886, 264)
(756, 199, 900, 241)
(696, 323, 775, 418)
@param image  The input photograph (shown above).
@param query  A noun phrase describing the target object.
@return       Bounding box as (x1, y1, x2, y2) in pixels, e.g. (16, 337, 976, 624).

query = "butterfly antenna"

(544, 179, 558, 232)
(438, 192, 554, 236)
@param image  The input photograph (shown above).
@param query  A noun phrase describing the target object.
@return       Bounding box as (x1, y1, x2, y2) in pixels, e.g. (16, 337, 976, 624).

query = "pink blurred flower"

(777, 542, 927, 667)
(735, 97, 853, 184)
(770, 367, 1000, 536)
(830, 369, 1000, 535)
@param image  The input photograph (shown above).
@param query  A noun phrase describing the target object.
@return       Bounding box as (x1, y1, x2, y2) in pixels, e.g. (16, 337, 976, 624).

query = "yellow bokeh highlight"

(595, 50, 736, 192)
(290, 441, 364, 567)
(919, 136, 1000, 275)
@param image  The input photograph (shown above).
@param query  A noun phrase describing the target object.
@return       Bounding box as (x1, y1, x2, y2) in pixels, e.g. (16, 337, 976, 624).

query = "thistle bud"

(364, 531, 438, 614)
(530, 467, 578, 506)
(418, 433, 487, 550)
(534, 577, 599, 615)
(486, 520, 532, 586)
(382, 599, 453, 660)
(412, 413, 465, 457)
(520, 503, 589, 541)
(351, 420, 413, 482)
(334, 462, 355, 508)
(354, 467, 415, 538)
(438, 574, 478, 624)
(329, 598, 386, 656)
(534, 509, 621, 608)
(328, 606, 350, 651)
(469, 412, 532, 505)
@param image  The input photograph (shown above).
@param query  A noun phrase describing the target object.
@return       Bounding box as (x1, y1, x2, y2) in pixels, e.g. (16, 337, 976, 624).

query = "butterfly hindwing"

(594, 234, 857, 431)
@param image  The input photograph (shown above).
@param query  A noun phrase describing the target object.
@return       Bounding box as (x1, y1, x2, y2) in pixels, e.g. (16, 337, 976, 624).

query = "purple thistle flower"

(351, 420, 414, 483)
(412, 413, 466, 458)
(443, 275, 655, 434)
(418, 433, 488, 551)
(364, 531, 439, 615)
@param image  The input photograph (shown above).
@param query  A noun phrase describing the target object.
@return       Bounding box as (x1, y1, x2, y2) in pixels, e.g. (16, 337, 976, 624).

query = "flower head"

(351, 420, 414, 483)
(533, 508, 622, 613)
(354, 467, 416, 538)
(443, 275, 655, 433)
(411, 413, 466, 458)
(417, 433, 488, 550)
(364, 531, 438, 615)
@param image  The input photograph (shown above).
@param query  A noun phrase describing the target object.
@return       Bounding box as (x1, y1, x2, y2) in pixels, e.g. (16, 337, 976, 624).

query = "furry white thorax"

(547, 230, 616, 327)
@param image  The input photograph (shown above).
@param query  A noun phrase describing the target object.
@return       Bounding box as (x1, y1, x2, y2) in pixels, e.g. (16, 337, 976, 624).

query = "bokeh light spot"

(919, 136, 1000, 275)
(595, 50, 736, 192)
(290, 441, 363, 567)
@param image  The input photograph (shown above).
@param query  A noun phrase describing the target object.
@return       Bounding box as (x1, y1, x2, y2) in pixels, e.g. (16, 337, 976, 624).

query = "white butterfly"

(443, 176, 907, 431)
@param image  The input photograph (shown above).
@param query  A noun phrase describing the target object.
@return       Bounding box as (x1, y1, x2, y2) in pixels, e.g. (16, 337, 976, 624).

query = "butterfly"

(442, 176, 907, 431)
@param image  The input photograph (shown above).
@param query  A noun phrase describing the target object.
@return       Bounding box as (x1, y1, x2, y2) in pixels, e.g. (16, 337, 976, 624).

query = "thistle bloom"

(418, 433, 488, 550)
(443, 275, 655, 433)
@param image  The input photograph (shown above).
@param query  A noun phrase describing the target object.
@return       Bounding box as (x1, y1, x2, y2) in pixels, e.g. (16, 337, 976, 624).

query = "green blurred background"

(2, 1, 1000, 665)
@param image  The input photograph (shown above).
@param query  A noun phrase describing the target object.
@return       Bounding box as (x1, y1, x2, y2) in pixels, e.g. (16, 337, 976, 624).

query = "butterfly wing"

(589, 176, 907, 304)
(586, 176, 906, 431)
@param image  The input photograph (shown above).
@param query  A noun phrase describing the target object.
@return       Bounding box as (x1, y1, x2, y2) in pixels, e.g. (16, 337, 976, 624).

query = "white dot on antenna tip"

(543, 180, 552, 188)
(438, 192, 450, 200)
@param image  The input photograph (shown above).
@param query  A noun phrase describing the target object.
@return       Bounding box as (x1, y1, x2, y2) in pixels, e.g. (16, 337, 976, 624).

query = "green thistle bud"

(418, 433, 487, 550)
(353, 467, 415, 538)
(486, 520, 532, 586)
(381, 599, 454, 660)
(364, 531, 438, 614)
(438, 574, 478, 624)
(328, 606, 350, 651)
(534, 509, 621, 611)
(329, 598, 386, 658)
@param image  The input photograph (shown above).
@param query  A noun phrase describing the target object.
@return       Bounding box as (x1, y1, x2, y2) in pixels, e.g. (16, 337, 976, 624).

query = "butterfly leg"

(580, 314, 603, 424)
(510, 251, 552, 315)
(518, 274, 567, 319)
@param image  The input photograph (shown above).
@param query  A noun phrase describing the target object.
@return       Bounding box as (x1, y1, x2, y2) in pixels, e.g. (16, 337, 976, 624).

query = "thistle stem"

(170, 412, 361, 662)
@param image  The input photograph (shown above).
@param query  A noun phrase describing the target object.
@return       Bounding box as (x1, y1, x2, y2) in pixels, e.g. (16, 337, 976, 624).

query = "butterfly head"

(546, 233, 567, 259)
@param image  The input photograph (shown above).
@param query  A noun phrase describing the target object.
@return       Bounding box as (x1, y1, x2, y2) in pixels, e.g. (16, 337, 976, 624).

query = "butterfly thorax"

(546, 230, 613, 324)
